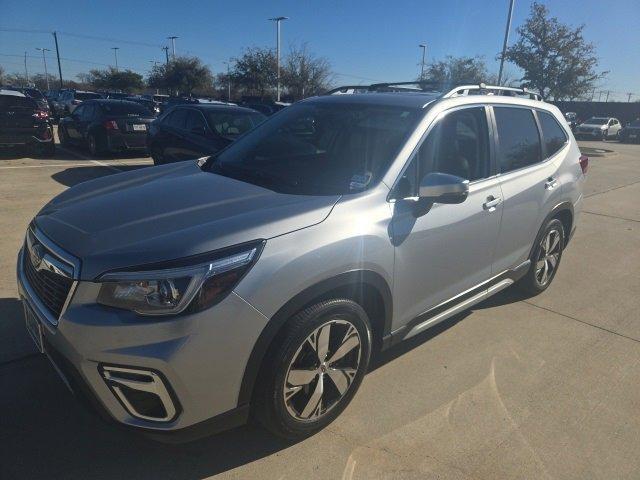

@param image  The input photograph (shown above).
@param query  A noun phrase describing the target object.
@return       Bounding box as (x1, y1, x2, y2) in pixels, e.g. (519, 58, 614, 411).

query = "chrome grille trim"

(20, 226, 80, 326)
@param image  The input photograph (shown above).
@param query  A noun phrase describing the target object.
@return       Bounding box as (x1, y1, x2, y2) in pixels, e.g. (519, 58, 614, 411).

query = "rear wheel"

(517, 218, 565, 296)
(58, 126, 69, 146)
(150, 144, 166, 165)
(88, 133, 106, 157)
(601, 129, 608, 141)
(252, 299, 372, 440)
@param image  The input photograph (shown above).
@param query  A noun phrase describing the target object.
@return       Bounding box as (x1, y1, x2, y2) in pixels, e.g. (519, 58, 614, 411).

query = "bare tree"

(282, 43, 333, 100)
(503, 2, 607, 100)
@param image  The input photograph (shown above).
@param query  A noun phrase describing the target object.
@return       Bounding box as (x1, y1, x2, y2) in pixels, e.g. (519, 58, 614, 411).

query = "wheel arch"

(529, 201, 574, 260)
(237, 269, 392, 406)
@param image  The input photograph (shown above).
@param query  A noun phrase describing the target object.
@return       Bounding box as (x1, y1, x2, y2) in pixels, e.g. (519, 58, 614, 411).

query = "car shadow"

(51, 165, 148, 187)
(0, 284, 530, 479)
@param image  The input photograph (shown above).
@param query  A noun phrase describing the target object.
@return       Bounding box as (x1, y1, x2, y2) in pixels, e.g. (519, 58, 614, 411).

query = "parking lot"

(1, 136, 639, 479)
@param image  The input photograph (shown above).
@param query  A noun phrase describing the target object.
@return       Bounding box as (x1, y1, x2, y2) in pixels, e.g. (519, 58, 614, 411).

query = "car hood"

(36, 161, 339, 279)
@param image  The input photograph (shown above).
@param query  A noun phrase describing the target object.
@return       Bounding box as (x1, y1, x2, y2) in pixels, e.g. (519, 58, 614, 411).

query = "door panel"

(391, 106, 502, 329)
(491, 106, 564, 273)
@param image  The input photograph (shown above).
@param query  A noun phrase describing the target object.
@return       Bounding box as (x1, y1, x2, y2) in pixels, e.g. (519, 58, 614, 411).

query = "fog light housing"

(99, 365, 179, 422)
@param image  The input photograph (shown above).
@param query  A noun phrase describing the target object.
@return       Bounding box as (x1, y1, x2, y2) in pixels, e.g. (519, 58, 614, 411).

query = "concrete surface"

(0, 138, 639, 479)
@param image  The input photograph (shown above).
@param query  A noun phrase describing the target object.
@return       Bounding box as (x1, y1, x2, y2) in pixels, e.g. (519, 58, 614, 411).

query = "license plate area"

(132, 124, 147, 131)
(24, 302, 44, 353)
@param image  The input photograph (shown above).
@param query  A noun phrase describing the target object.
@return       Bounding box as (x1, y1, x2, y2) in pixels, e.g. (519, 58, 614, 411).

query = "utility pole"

(419, 44, 427, 80)
(598, 91, 603, 102)
(627, 92, 633, 103)
(269, 16, 288, 102)
(591, 87, 596, 101)
(162, 46, 170, 65)
(35, 47, 51, 91)
(24, 51, 29, 84)
(167, 36, 178, 59)
(498, 0, 515, 85)
(223, 61, 231, 101)
(111, 47, 120, 70)
(605, 90, 610, 102)
(52, 31, 63, 89)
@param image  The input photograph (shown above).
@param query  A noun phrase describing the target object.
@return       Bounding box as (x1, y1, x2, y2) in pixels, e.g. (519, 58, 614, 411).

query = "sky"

(1, 0, 638, 101)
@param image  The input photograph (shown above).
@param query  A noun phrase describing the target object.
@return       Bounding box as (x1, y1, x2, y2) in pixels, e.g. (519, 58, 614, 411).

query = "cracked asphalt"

(1, 138, 639, 479)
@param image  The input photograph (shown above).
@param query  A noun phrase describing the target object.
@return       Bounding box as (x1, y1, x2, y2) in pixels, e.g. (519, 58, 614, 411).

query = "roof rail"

(443, 83, 543, 101)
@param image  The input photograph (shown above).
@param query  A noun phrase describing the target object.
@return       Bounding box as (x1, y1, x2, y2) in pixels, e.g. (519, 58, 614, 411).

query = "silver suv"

(17, 83, 587, 441)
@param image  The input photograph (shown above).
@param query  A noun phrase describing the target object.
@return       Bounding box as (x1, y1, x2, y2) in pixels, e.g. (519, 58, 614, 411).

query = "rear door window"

(494, 107, 542, 173)
(165, 109, 188, 129)
(184, 110, 207, 131)
(538, 111, 568, 158)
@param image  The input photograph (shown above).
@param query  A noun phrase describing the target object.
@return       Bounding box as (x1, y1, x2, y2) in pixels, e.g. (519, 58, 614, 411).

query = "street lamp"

(167, 36, 179, 59)
(223, 61, 231, 102)
(35, 47, 51, 91)
(269, 16, 288, 102)
(111, 47, 120, 70)
(497, 0, 515, 85)
(419, 44, 427, 80)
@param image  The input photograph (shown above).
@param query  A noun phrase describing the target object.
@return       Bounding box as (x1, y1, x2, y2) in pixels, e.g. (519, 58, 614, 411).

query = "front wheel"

(150, 144, 166, 165)
(517, 218, 565, 296)
(252, 299, 372, 440)
(601, 129, 608, 141)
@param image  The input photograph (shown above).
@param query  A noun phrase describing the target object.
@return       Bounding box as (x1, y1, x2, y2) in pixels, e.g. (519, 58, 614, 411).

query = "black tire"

(150, 144, 166, 165)
(601, 129, 608, 141)
(88, 133, 106, 157)
(58, 126, 69, 146)
(252, 298, 372, 440)
(517, 218, 565, 296)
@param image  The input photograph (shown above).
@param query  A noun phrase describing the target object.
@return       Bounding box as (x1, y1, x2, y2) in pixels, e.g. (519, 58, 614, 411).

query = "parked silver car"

(575, 116, 622, 140)
(17, 83, 586, 441)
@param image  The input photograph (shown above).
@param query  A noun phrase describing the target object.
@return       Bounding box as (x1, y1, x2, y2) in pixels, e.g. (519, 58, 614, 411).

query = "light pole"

(35, 47, 51, 91)
(269, 16, 288, 102)
(223, 61, 231, 102)
(497, 0, 515, 85)
(419, 44, 427, 80)
(111, 47, 120, 70)
(162, 46, 170, 65)
(24, 51, 29, 84)
(167, 36, 178, 59)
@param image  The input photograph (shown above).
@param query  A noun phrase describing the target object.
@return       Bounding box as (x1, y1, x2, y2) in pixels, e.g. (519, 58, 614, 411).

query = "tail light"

(32, 110, 49, 120)
(103, 120, 119, 130)
(579, 155, 589, 174)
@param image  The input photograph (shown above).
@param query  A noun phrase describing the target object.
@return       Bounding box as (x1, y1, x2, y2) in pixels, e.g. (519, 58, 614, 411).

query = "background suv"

(575, 116, 622, 140)
(17, 83, 585, 442)
(147, 104, 265, 164)
(0, 89, 55, 156)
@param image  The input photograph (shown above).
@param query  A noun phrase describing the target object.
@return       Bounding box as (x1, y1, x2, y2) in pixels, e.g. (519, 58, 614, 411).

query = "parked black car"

(240, 101, 289, 116)
(0, 89, 55, 156)
(147, 104, 266, 164)
(1, 86, 50, 113)
(619, 119, 640, 143)
(58, 99, 154, 156)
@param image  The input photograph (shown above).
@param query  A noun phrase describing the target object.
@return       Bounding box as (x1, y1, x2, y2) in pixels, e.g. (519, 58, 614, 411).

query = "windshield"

(210, 102, 422, 195)
(205, 111, 266, 138)
(23, 88, 44, 99)
(584, 117, 608, 125)
(100, 102, 152, 116)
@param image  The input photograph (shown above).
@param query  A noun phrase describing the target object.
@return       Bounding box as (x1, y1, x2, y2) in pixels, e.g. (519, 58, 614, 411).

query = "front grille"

(23, 248, 74, 318)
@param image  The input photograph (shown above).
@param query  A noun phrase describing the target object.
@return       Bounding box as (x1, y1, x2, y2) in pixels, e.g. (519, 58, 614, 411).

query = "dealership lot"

(1, 139, 639, 479)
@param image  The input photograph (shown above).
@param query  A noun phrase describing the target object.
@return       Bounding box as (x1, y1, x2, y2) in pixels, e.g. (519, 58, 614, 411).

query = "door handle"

(544, 177, 558, 190)
(483, 196, 502, 211)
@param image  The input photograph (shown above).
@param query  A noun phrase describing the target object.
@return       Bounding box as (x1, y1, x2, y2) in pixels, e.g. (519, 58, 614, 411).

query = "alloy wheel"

(535, 228, 561, 286)
(283, 319, 362, 421)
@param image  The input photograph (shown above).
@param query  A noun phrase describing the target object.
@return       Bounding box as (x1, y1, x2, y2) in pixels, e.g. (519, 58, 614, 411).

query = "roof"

(0, 89, 27, 97)
(174, 103, 263, 114)
(304, 92, 440, 109)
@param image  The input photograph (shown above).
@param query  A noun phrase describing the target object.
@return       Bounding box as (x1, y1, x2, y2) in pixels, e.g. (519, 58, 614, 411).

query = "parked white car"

(575, 117, 622, 140)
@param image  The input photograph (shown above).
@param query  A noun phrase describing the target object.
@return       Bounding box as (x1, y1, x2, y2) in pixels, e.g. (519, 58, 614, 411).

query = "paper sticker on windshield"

(350, 172, 373, 191)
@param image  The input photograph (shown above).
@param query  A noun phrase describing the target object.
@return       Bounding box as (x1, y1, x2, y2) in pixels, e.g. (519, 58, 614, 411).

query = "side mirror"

(418, 172, 469, 204)
(191, 126, 206, 136)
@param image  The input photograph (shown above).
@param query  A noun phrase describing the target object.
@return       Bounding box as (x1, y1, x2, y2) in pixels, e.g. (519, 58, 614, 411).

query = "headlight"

(96, 241, 264, 316)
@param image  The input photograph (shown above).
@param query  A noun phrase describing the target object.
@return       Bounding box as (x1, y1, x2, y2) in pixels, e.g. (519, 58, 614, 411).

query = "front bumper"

(17, 246, 268, 441)
(575, 129, 604, 138)
(0, 125, 54, 146)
